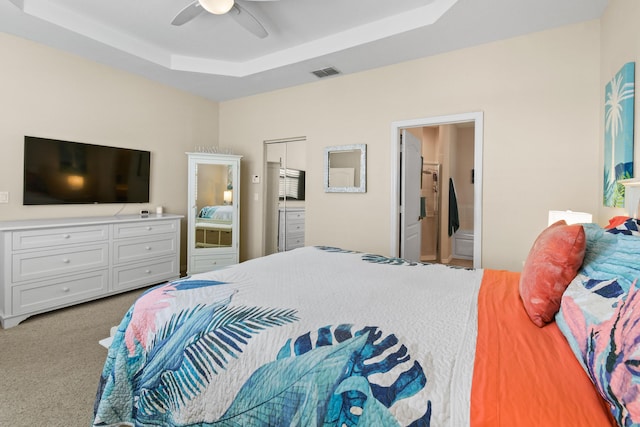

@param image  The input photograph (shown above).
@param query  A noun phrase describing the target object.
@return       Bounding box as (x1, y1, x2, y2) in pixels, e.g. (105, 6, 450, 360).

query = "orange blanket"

(470, 270, 615, 427)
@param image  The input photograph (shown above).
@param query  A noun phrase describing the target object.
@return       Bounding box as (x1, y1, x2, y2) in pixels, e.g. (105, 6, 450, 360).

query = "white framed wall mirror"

(324, 144, 367, 193)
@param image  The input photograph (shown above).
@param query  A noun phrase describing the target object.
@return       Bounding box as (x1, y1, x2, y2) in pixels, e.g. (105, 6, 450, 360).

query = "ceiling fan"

(171, 0, 279, 38)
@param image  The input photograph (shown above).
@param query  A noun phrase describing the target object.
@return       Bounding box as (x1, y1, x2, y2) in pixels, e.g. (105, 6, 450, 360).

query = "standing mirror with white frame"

(324, 144, 366, 193)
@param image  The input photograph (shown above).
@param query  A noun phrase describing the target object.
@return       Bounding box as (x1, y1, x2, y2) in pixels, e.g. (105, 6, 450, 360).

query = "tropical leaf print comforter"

(93, 246, 484, 427)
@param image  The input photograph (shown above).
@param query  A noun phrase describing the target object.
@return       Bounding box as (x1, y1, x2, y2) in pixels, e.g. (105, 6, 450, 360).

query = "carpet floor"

(0, 288, 146, 427)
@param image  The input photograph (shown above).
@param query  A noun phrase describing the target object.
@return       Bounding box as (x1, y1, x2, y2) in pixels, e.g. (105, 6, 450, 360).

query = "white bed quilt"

(93, 246, 483, 427)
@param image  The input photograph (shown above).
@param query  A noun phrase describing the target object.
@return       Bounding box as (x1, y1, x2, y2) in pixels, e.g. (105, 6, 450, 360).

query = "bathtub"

(452, 229, 473, 260)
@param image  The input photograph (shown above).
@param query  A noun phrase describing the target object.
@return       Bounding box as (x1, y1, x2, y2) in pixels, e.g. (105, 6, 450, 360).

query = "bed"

(92, 218, 640, 427)
(196, 206, 233, 247)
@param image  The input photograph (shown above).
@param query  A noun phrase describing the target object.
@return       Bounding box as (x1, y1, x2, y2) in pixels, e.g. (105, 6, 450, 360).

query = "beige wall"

(0, 32, 219, 271)
(453, 127, 475, 231)
(221, 21, 601, 271)
(1, 13, 616, 272)
(599, 0, 640, 222)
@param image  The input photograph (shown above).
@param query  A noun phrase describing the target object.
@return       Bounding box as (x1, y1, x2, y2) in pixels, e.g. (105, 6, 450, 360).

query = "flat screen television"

(279, 168, 305, 200)
(23, 136, 151, 205)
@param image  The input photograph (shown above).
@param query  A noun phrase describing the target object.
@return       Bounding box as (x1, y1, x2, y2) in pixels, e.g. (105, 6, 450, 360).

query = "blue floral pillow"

(556, 224, 640, 425)
(606, 217, 640, 236)
(557, 276, 640, 426)
(580, 223, 640, 292)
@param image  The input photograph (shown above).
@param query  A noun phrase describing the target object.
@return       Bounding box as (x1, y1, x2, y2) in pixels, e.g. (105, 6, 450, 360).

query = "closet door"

(264, 161, 280, 255)
(186, 152, 242, 274)
(264, 139, 306, 255)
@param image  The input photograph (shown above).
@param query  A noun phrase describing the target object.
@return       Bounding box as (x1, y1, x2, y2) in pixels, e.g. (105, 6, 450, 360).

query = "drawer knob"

(62, 287, 70, 292)
(62, 258, 70, 263)
(145, 269, 151, 274)
(147, 226, 152, 231)
(63, 234, 71, 239)
(145, 246, 152, 251)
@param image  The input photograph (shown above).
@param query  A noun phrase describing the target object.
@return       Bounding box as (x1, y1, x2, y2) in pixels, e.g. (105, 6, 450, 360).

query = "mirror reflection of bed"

(195, 205, 233, 247)
(192, 161, 234, 251)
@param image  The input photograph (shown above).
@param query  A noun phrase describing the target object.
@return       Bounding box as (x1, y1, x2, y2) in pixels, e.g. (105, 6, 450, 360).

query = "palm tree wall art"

(604, 62, 635, 207)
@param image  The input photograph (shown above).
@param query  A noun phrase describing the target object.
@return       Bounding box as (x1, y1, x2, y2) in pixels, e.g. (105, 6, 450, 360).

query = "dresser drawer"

(12, 225, 108, 251)
(190, 253, 237, 274)
(112, 256, 178, 292)
(285, 210, 305, 221)
(12, 244, 109, 283)
(12, 270, 108, 315)
(282, 219, 304, 234)
(113, 220, 179, 239)
(286, 234, 305, 250)
(113, 234, 177, 265)
(278, 220, 304, 242)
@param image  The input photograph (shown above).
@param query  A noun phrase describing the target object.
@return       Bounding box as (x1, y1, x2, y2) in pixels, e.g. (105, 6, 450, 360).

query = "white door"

(264, 161, 280, 255)
(400, 130, 422, 262)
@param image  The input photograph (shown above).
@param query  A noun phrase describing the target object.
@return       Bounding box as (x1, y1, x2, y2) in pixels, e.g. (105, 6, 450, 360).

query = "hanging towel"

(420, 196, 427, 220)
(448, 178, 460, 237)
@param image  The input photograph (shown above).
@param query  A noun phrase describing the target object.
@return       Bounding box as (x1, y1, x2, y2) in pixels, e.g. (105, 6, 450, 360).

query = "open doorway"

(390, 112, 483, 268)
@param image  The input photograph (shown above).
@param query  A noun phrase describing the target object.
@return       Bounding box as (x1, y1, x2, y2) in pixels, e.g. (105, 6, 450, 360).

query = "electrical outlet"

(0, 192, 8, 203)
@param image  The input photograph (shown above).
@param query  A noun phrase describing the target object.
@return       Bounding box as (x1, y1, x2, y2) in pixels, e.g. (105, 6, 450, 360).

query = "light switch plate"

(0, 192, 8, 203)
(252, 175, 260, 184)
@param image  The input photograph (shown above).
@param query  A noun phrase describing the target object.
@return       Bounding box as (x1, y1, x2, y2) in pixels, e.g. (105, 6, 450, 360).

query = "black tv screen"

(23, 136, 151, 205)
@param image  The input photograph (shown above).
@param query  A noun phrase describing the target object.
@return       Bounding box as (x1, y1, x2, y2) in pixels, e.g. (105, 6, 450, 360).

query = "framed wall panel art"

(604, 62, 635, 207)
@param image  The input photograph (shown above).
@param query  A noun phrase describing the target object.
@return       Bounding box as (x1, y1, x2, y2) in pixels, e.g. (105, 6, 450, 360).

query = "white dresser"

(0, 214, 182, 328)
(278, 207, 305, 251)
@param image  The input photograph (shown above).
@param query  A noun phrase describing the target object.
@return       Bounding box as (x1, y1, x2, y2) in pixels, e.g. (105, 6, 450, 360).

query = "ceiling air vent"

(311, 67, 340, 78)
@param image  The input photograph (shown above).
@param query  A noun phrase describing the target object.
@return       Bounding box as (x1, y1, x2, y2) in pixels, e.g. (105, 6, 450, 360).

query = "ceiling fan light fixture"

(199, 0, 234, 15)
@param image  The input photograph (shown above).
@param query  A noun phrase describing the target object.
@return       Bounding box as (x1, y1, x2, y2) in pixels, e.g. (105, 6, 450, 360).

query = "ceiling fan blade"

(229, 3, 268, 38)
(171, 1, 204, 26)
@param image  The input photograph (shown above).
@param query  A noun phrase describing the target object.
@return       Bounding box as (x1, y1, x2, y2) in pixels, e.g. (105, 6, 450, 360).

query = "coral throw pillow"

(519, 220, 586, 327)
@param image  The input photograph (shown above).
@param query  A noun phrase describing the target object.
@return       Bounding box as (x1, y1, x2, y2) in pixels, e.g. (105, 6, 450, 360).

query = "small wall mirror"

(324, 144, 366, 193)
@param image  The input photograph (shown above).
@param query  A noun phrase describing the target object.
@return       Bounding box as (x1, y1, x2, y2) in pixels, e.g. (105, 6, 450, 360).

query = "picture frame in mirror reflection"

(324, 144, 367, 193)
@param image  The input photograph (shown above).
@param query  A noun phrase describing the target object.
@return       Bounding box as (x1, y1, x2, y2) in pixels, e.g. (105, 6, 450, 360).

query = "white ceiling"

(1, 0, 609, 102)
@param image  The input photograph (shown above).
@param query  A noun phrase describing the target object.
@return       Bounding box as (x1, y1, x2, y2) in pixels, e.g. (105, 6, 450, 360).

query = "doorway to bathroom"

(390, 112, 483, 268)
